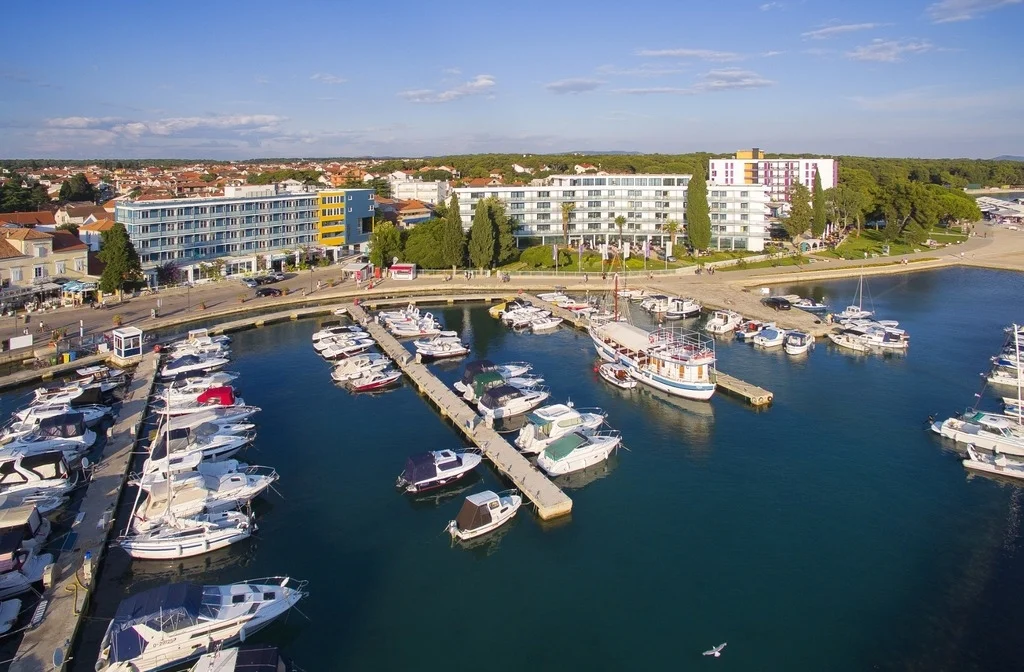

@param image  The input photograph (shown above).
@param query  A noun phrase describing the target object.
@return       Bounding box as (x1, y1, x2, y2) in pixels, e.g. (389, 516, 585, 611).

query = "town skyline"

(3, 0, 1023, 160)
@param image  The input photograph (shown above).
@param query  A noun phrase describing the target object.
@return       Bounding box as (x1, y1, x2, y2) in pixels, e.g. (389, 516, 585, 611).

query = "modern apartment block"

(115, 183, 373, 282)
(389, 178, 450, 205)
(709, 148, 837, 205)
(453, 174, 770, 252)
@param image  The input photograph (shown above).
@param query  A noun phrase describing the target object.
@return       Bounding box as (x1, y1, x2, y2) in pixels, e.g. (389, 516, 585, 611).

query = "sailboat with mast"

(834, 274, 873, 321)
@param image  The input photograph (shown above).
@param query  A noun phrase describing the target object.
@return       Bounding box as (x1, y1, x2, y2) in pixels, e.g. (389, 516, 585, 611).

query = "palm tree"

(614, 215, 626, 247)
(664, 219, 679, 251)
(561, 201, 575, 246)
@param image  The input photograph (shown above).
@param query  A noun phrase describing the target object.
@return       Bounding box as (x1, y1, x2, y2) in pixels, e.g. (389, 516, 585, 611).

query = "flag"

(578, 241, 584, 256)
(644, 239, 651, 260)
(601, 243, 608, 261)
(552, 244, 558, 261)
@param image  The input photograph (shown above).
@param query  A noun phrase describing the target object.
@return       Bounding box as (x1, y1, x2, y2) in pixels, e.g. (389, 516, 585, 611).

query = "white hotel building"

(708, 148, 837, 208)
(453, 174, 770, 252)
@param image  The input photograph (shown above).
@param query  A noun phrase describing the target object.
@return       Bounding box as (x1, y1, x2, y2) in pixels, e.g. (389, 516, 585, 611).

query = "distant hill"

(993, 155, 1024, 162)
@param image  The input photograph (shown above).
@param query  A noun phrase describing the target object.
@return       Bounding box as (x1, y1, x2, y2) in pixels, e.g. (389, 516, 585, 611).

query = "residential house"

(0, 211, 56, 227)
(395, 200, 433, 228)
(79, 218, 116, 252)
(574, 163, 598, 174)
(0, 228, 90, 286)
(55, 205, 107, 227)
(464, 177, 502, 189)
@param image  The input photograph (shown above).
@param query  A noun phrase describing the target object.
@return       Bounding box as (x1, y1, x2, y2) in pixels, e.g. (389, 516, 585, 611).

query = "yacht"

(119, 511, 254, 560)
(704, 310, 742, 334)
(834, 275, 873, 320)
(590, 322, 716, 400)
(4, 403, 109, 441)
(752, 327, 786, 348)
(477, 385, 551, 420)
(347, 368, 402, 392)
(32, 381, 109, 406)
(793, 298, 830, 314)
(0, 529, 53, 600)
(447, 490, 522, 541)
(320, 339, 375, 360)
(932, 411, 1024, 455)
(395, 449, 483, 493)
(514, 403, 607, 454)
(331, 353, 391, 382)
(311, 332, 370, 352)
(166, 340, 230, 359)
(963, 444, 1024, 480)
(1, 412, 96, 458)
(155, 406, 259, 431)
(388, 316, 443, 338)
(640, 294, 671, 314)
(156, 387, 251, 417)
(458, 371, 545, 404)
(132, 471, 277, 530)
(827, 330, 871, 353)
(312, 324, 364, 342)
(0, 451, 79, 499)
(161, 355, 231, 379)
(665, 297, 701, 320)
(162, 372, 239, 403)
(784, 331, 815, 355)
(453, 361, 533, 395)
(535, 431, 622, 476)
(96, 578, 306, 671)
(153, 423, 255, 463)
(598, 363, 637, 390)
(189, 646, 296, 672)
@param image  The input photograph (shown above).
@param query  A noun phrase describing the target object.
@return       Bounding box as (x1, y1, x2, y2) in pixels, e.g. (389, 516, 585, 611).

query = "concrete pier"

(347, 303, 573, 520)
(11, 352, 159, 672)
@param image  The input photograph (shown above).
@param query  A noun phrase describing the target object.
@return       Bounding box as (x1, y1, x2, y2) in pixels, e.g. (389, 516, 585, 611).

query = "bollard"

(82, 550, 94, 585)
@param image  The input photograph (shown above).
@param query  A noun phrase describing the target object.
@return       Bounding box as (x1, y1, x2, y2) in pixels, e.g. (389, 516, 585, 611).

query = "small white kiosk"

(111, 326, 144, 366)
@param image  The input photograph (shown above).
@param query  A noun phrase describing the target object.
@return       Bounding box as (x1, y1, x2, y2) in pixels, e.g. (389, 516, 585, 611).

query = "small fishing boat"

(734, 319, 769, 342)
(827, 330, 871, 353)
(598, 363, 636, 389)
(793, 298, 830, 314)
(784, 331, 815, 355)
(704, 310, 742, 334)
(665, 297, 701, 319)
(535, 431, 622, 476)
(514, 403, 607, 454)
(96, 578, 306, 671)
(447, 490, 522, 541)
(348, 368, 402, 392)
(752, 327, 785, 348)
(530, 316, 563, 332)
(640, 294, 671, 314)
(415, 333, 470, 360)
(396, 449, 482, 493)
(963, 444, 1024, 480)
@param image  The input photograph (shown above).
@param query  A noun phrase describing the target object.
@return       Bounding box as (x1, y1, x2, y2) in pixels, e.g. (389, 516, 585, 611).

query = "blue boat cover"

(110, 584, 205, 663)
(401, 452, 437, 483)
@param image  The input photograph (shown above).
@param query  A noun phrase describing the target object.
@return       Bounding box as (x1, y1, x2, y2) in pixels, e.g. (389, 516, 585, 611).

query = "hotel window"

(536, 202, 551, 209)
(588, 223, 601, 230)
(537, 191, 550, 197)
(34, 266, 46, 279)
(470, 192, 484, 199)
(740, 203, 748, 209)
(627, 190, 641, 198)
(561, 191, 576, 197)
(588, 212, 601, 219)
(740, 214, 749, 221)
(511, 191, 525, 199)
(536, 224, 551, 232)
(588, 190, 601, 197)
(607, 201, 615, 209)
(740, 191, 749, 197)
(510, 202, 525, 211)
(607, 223, 616, 230)
(536, 213, 551, 221)
(587, 201, 601, 208)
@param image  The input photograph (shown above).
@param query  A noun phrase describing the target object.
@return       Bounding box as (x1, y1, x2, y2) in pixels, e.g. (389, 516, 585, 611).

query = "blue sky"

(2, 0, 1022, 159)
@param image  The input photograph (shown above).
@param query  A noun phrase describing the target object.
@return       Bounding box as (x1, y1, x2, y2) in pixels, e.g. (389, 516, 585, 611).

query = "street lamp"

(309, 267, 314, 294)
(187, 283, 191, 313)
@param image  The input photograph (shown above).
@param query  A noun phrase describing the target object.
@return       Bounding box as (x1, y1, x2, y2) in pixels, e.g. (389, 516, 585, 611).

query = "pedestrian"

(584, 273, 588, 283)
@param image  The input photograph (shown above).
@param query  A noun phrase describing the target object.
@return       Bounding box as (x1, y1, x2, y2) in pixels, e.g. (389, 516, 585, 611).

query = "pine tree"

(685, 163, 711, 252)
(812, 168, 826, 238)
(491, 198, 518, 264)
(58, 173, 96, 203)
(468, 200, 496, 268)
(437, 192, 466, 268)
(783, 183, 813, 239)
(98, 223, 142, 296)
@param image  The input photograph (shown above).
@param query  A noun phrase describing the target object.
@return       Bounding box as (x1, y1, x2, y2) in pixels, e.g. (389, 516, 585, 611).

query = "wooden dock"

(347, 303, 573, 520)
(714, 372, 773, 406)
(11, 352, 160, 672)
(525, 294, 775, 407)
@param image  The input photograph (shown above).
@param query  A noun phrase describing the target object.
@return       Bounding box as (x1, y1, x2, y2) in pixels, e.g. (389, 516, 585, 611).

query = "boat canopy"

(454, 491, 497, 531)
(479, 385, 523, 409)
(401, 452, 438, 484)
(542, 432, 588, 461)
(460, 360, 497, 384)
(472, 371, 505, 396)
(197, 387, 236, 407)
(70, 386, 104, 406)
(0, 503, 42, 535)
(110, 583, 211, 662)
(597, 322, 655, 353)
(0, 530, 26, 572)
(168, 355, 201, 368)
(35, 412, 85, 439)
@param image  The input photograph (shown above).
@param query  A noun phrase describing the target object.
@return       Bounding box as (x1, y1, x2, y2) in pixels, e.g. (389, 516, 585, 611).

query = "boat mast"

(1016, 323, 1022, 425)
(614, 273, 619, 321)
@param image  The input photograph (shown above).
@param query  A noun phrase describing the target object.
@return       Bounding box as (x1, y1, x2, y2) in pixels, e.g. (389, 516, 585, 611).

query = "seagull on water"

(703, 642, 727, 658)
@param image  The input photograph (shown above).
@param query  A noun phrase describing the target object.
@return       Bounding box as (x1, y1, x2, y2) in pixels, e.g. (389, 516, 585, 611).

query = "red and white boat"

(348, 369, 402, 392)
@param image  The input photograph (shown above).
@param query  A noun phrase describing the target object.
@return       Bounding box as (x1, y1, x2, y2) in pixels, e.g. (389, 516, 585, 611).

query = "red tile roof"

(50, 231, 87, 252)
(0, 228, 51, 241)
(0, 239, 25, 260)
(0, 211, 56, 226)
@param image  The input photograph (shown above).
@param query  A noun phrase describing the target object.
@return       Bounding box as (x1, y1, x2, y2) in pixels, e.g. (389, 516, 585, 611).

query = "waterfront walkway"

(11, 352, 159, 672)
(347, 303, 573, 520)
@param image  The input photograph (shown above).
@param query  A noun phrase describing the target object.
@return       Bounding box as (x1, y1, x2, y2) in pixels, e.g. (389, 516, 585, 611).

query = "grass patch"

(719, 255, 807, 272)
(815, 228, 966, 260)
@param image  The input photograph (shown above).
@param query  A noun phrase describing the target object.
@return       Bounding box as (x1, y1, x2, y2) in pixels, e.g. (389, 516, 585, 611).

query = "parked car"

(254, 276, 274, 285)
(240, 278, 259, 288)
(269, 271, 286, 281)
(255, 287, 282, 298)
(761, 297, 792, 311)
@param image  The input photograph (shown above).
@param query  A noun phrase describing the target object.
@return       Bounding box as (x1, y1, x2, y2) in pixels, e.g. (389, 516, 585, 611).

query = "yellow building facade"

(317, 189, 348, 246)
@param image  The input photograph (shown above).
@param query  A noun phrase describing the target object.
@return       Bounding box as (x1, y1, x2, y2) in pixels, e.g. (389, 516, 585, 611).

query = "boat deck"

(347, 303, 573, 520)
(11, 352, 160, 672)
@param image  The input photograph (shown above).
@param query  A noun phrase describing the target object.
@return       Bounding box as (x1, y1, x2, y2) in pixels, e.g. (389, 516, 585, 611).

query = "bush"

(519, 245, 571, 269)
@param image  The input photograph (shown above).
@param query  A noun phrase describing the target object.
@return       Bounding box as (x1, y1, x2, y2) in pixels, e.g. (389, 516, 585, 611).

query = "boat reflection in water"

(450, 517, 514, 556)
(634, 386, 715, 454)
(551, 456, 618, 490)
(406, 477, 481, 510)
(120, 538, 259, 588)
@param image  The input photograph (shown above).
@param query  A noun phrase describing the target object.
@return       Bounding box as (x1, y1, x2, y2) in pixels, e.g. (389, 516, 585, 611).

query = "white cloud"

(398, 74, 496, 103)
(46, 116, 122, 129)
(761, 50, 786, 57)
(850, 86, 1024, 111)
(926, 0, 1022, 22)
(442, 67, 462, 76)
(596, 63, 689, 77)
(802, 22, 888, 39)
(110, 114, 286, 136)
(760, 2, 783, 9)
(615, 68, 773, 95)
(846, 39, 934, 62)
(310, 73, 346, 84)
(635, 48, 743, 62)
(544, 78, 604, 94)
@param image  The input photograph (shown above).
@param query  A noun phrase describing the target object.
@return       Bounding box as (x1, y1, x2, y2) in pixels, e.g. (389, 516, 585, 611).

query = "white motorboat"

(793, 298, 830, 314)
(377, 304, 420, 322)
(0, 450, 79, 500)
(514, 403, 607, 454)
(447, 490, 522, 541)
(189, 646, 295, 672)
(132, 469, 277, 529)
(665, 297, 701, 320)
(331, 353, 392, 382)
(616, 289, 646, 302)
(319, 339, 375, 360)
(598, 363, 637, 389)
(4, 403, 109, 441)
(531, 316, 563, 332)
(162, 371, 239, 398)
(312, 324, 364, 342)
(501, 306, 547, 324)
(990, 367, 1022, 388)
(156, 387, 249, 416)
(477, 385, 550, 420)
(704, 310, 742, 334)
(0, 502, 51, 553)
(509, 310, 551, 330)
(96, 577, 306, 671)
(311, 333, 370, 353)
(734, 319, 771, 342)
(119, 510, 254, 559)
(0, 539, 52, 601)
(156, 406, 260, 431)
(1, 412, 96, 458)
(752, 327, 786, 348)
(590, 322, 717, 400)
(963, 444, 1024, 480)
(452, 360, 532, 395)
(458, 371, 545, 403)
(415, 334, 469, 360)
(536, 292, 569, 303)
(161, 355, 231, 379)
(347, 368, 402, 392)
(0, 598, 20, 635)
(640, 294, 671, 314)
(932, 412, 1024, 455)
(0, 492, 67, 516)
(784, 331, 815, 355)
(166, 340, 230, 358)
(827, 330, 871, 353)
(32, 381, 109, 406)
(395, 449, 482, 493)
(535, 430, 622, 476)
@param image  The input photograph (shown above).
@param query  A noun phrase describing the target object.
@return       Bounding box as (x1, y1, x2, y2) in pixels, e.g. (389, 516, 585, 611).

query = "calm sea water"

(4, 267, 1023, 671)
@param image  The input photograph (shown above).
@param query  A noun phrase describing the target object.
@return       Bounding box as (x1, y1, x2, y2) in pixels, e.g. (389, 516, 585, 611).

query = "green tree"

(812, 169, 826, 237)
(491, 198, 518, 264)
(560, 201, 575, 246)
(685, 165, 711, 252)
(368, 220, 401, 268)
(468, 200, 496, 268)
(402, 220, 447, 268)
(57, 223, 80, 237)
(782, 183, 813, 239)
(438, 193, 466, 267)
(367, 177, 392, 199)
(97, 223, 142, 296)
(58, 173, 97, 203)
(663, 219, 680, 250)
(614, 215, 626, 246)
(927, 186, 982, 226)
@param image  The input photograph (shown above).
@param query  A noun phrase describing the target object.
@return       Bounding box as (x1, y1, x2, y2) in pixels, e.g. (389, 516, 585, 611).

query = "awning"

(342, 261, 371, 272)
